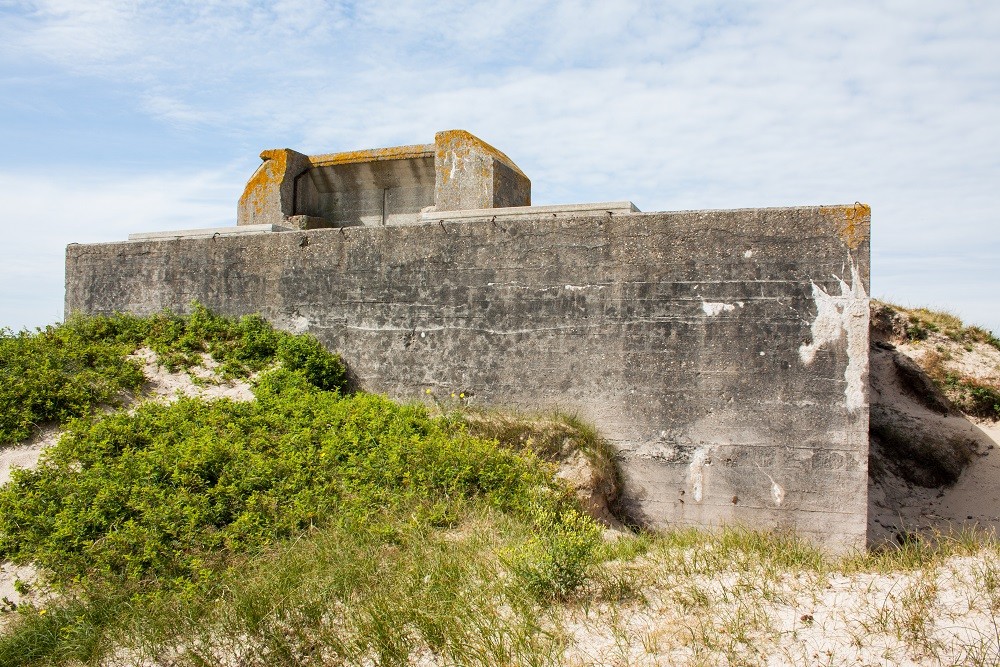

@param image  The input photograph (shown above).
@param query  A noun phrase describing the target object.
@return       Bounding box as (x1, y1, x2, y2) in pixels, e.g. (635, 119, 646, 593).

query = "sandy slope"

(868, 304, 1000, 545)
(869, 419, 1000, 545)
(934, 421, 1000, 530)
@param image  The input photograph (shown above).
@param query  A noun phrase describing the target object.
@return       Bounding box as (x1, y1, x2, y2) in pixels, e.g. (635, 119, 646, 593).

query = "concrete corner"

(237, 148, 311, 226)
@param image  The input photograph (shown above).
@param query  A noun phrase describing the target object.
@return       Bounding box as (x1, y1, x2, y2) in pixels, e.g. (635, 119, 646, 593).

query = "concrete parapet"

(422, 201, 638, 223)
(129, 224, 291, 241)
(237, 149, 311, 227)
(236, 130, 530, 229)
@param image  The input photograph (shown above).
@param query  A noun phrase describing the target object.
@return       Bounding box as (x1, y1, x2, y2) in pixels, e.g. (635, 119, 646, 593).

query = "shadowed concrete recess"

(66, 130, 871, 553)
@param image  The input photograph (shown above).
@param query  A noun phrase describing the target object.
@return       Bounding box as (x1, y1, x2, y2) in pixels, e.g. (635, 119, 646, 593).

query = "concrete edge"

(421, 201, 641, 222)
(127, 224, 292, 241)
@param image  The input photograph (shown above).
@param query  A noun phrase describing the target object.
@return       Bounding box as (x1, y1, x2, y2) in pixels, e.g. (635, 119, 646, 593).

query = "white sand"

(130, 348, 256, 404)
(557, 550, 999, 666)
(0, 424, 61, 487)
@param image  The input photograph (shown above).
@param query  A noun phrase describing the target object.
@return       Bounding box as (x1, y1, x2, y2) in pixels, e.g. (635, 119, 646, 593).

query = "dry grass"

(888, 303, 1000, 350)
(553, 528, 1000, 667)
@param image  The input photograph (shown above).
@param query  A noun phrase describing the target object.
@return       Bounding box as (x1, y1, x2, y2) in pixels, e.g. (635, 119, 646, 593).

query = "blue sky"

(1, 1, 998, 333)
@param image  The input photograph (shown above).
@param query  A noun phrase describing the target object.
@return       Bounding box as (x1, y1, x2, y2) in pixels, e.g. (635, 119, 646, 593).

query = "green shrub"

(945, 374, 1000, 419)
(0, 309, 605, 664)
(506, 503, 601, 600)
(0, 370, 569, 590)
(0, 317, 147, 444)
(0, 306, 348, 446)
(277, 334, 347, 392)
(141, 305, 285, 375)
(906, 320, 932, 342)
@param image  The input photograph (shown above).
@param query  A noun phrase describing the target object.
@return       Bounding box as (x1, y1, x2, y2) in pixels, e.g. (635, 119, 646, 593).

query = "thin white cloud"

(141, 92, 224, 126)
(0, 168, 241, 329)
(0, 0, 998, 332)
(12, 0, 133, 63)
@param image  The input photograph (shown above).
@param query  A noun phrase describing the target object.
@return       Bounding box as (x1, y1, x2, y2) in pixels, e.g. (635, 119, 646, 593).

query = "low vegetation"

(895, 304, 1000, 351)
(0, 305, 346, 446)
(0, 307, 998, 665)
(938, 367, 1000, 419)
(0, 378, 585, 592)
(0, 309, 602, 665)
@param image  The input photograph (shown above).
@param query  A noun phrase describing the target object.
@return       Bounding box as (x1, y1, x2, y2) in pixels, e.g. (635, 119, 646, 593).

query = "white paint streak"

(702, 301, 736, 316)
(798, 263, 869, 411)
(689, 447, 707, 502)
(771, 481, 785, 506)
(762, 471, 785, 506)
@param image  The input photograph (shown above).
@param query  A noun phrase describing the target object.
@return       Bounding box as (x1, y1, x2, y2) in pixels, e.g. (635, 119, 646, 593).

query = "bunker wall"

(66, 206, 870, 552)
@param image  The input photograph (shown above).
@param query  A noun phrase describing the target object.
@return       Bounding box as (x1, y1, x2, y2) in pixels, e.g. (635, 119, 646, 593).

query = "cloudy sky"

(1, 1, 998, 333)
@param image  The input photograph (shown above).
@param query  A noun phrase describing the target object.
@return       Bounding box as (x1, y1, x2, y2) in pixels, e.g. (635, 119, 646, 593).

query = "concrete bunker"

(67, 130, 871, 553)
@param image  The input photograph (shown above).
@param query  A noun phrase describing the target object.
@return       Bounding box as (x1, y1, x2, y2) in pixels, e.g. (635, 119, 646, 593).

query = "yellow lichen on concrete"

(434, 129, 527, 179)
(309, 143, 434, 168)
(436, 138, 475, 188)
(820, 203, 870, 250)
(239, 149, 287, 217)
(237, 131, 528, 222)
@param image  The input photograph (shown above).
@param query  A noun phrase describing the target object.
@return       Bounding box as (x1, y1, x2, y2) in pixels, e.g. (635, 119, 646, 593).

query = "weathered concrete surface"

(128, 224, 291, 241)
(297, 146, 436, 227)
(238, 143, 435, 228)
(423, 201, 638, 223)
(433, 130, 530, 211)
(66, 204, 870, 552)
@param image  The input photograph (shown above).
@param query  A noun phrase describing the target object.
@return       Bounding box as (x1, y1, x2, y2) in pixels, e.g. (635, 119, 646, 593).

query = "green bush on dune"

(0, 317, 145, 444)
(0, 370, 579, 592)
(0, 308, 604, 665)
(0, 305, 346, 445)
